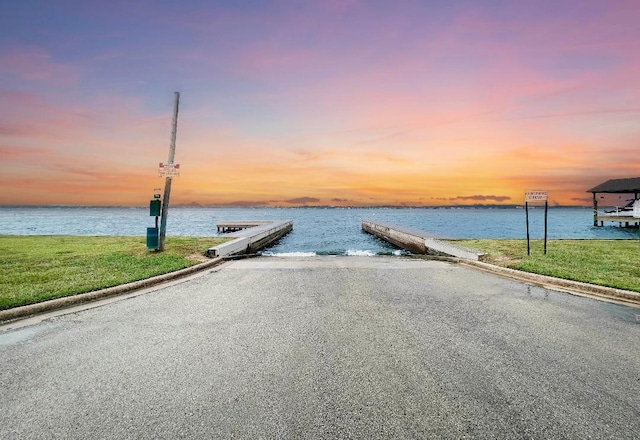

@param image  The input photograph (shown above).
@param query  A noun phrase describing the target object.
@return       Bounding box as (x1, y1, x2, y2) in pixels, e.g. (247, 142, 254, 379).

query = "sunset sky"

(1, 0, 639, 207)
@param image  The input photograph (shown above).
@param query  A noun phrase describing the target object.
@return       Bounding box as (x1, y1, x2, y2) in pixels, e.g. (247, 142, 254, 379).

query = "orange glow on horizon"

(1, 2, 640, 207)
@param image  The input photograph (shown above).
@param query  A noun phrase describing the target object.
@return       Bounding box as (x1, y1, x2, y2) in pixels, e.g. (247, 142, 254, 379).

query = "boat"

(603, 199, 639, 216)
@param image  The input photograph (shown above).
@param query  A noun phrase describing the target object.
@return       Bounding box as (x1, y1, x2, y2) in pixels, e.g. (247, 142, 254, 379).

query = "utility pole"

(159, 92, 180, 251)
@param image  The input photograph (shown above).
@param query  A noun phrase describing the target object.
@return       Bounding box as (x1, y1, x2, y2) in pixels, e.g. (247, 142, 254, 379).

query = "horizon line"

(0, 203, 594, 209)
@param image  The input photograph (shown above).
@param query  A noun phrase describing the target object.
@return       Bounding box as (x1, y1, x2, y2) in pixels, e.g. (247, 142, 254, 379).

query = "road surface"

(1, 257, 639, 439)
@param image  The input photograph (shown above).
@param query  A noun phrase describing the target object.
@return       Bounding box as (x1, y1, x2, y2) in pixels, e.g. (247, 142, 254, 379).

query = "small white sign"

(525, 190, 548, 203)
(158, 163, 180, 177)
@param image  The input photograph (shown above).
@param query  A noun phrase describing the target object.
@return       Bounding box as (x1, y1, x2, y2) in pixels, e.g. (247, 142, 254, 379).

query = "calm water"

(0, 206, 637, 255)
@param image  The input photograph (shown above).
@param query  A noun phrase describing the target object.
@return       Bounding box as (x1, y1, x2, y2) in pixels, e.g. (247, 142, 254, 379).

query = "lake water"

(0, 206, 637, 256)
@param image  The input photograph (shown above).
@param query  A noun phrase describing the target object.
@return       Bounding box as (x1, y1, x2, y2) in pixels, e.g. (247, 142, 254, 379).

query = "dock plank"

(217, 221, 272, 233)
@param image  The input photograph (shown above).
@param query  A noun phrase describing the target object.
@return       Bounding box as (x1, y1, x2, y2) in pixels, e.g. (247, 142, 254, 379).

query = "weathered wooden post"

(159, 92, 180, 252)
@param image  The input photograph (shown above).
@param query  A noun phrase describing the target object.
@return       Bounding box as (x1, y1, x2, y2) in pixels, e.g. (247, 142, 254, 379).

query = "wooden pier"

(208, 220, 293, 258)
(594, 215, 639, 228)
(362, 220, 485, 261)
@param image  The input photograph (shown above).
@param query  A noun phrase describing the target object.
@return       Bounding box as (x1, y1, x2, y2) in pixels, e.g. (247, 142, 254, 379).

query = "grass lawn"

(457, 239, 640, 292)
(3, 236, 638, 311)
(0, 236, 229, 310)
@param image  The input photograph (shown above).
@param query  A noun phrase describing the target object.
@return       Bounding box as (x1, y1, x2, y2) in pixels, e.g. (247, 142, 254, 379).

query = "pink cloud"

(0, 145, 53, 161)
(2, 1, 640, 206)
(0, 48, 81, 86)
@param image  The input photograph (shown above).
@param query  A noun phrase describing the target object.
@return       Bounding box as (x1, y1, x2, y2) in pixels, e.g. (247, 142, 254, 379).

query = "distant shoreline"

(0, 204, 593, 209)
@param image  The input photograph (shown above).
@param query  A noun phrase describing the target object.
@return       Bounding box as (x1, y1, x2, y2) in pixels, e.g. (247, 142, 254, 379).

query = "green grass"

(0, 236, 229, 310)
(457, 239, 640, 292)
(4, 236, 639, 310)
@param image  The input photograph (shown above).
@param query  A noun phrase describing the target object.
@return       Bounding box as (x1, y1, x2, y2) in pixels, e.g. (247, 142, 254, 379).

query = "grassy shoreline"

(0, 236, 229, 310)
(1, 236, 638, 311)
(458, 239, 640, 292)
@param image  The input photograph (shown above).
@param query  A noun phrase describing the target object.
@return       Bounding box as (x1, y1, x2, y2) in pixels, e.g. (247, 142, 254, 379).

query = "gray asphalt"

(1, 256, 639, 439)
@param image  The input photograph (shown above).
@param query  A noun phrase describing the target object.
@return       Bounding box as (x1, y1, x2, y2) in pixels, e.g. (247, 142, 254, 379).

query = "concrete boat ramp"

(209, 219, 483, 261)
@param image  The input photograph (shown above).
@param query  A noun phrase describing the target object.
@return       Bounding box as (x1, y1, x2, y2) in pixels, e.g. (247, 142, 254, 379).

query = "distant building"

(587, 177, 640, 227)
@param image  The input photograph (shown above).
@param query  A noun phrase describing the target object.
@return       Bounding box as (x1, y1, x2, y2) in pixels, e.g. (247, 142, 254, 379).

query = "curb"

(3, 254, 638, 325)
(458, 258, 640, 306)
(0, 257, 226, 325)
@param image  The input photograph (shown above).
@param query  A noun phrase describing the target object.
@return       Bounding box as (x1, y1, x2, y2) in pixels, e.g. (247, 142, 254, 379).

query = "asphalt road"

(1, 256, 639, 439)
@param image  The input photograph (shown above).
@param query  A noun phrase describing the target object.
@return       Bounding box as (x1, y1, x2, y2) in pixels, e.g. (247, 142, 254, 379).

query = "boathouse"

(587, 177, 640, 227)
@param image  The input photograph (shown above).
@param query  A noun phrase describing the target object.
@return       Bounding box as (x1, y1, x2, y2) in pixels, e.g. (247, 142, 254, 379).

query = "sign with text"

(158, 163, 180, 178)
(525, 190, 548, 203)
(524, 190, 549, 256)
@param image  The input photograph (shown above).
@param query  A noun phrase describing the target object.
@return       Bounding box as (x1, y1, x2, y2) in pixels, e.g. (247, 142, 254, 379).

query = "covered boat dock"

(587, 177, 640, 227)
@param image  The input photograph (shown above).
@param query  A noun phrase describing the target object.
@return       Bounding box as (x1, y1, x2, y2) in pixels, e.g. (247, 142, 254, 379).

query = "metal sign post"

(524, 190, 549, 256)
(544, 200, 548, 255)
(158, 92, 180, 252)
(525, 201, 530, 255)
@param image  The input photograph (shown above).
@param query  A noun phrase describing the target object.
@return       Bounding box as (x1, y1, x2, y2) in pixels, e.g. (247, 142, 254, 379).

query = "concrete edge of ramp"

(454, 257, 640, 307)
(0, 257, 227, 326)
(0, 220, 294, 325)
(361, 219, 639, 306)
(3, 253, 638, 327)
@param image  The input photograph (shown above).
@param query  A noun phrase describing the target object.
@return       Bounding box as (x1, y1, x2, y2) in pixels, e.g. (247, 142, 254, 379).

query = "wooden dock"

(594, 215, 639, 227)
(217, 221, 272, 233)
(362, 220, 485, 261)
(208, 220, 293, 258)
